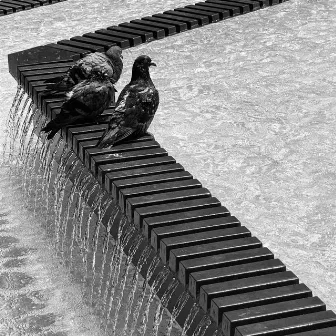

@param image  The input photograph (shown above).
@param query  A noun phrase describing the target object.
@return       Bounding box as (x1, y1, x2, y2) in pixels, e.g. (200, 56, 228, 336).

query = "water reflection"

(0, 171, 103, 335)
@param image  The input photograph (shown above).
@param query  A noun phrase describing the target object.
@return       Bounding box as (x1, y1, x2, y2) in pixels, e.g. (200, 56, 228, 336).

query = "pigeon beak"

(150, 62, 156, 67)
(120, 54, 123, 59)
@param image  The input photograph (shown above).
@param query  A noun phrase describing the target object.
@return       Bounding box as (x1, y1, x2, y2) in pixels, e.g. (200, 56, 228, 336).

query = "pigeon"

(97, 55, 159, 148)
(44, 46, 123, 93)
(42, 68, 114, 140)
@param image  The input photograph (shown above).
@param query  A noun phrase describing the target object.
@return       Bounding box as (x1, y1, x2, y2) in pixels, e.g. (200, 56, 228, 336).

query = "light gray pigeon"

(44, 46, 123, 93)
(42, 68, 114, 139)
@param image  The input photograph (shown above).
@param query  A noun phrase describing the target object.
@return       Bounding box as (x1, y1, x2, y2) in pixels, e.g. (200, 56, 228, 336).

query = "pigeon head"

(105, 46, 123, 60)
(90, 67, 110, 81)
(131, 55, 156, 81)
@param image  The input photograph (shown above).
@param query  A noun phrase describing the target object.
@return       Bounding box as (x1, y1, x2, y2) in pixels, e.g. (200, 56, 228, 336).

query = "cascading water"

(96, 209, 120, 305)
(181, 303, 201, 336)
(152, 278, 180, 336)
(107, 233, 144, 336)
(1, 85, 211, 336)
(192, 315, 213, 336)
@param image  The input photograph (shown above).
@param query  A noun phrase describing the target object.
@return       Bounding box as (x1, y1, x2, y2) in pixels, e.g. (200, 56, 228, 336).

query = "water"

(0, 168, 103, 336)
(0, 86, 185, 335)
(1, 119, 184, 335)
(0, 0, 335, 333)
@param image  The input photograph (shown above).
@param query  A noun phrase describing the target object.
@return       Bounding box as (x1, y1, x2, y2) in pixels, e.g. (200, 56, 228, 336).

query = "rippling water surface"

(0, 170, 103, 335)
(0, 0, 335, 333)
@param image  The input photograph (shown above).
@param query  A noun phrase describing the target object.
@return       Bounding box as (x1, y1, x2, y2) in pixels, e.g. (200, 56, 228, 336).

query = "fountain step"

(189, 259, 285, 297)
(83, 138, 157, 160)
(111, 170, 193, 201)
(183, 247, 275, 297)
(144, 206, 230, 239)
(0, 0, 39, 14)
(234, 310, 336, 336)
(201, 2, 240, 16)
(134, 18, 179, 35)
(99, 155, 176, 186)
(165, 9, 210, 25)
(189, 4, 233, 19)
(94, 29, 142, 47)
(120, 21, 166, 39)
(162, 225, 250, 265)
(222, 296, 326, 336)
(119, 177, 201, 212)
(87, 147, 168, 176)
(0, 5, 14, 15)
(19, 62, 73, 86)
(169, 236, 261, 274)
(58, 39, 105, 53)
(210, 283, 313, 325)
(107, 25, 155, 43)
(151, 215, 240, 250)
(67, 124, 110, 145)
(200, 271, 299, 311)
(107, 163, 185, 204)
(135, 196, 221, 229)
(82, 140, 160, 164)
(72, 34, 130, 49)
(0, 0, 64, 16)
(286, 326, 336, 336)
(205, 1, 254, 12)
(48, 42, 91, 57)
(127, 187, 211, 221)
(141, 16, 188, 33)
(152, 13, 199, 29)
(175, 6, 221, 23)
(79, 136, 148, 160)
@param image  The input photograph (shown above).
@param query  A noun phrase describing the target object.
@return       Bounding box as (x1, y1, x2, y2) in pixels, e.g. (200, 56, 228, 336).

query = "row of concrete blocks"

(0, 0, 66, 16)
(8, 0, 288, 71)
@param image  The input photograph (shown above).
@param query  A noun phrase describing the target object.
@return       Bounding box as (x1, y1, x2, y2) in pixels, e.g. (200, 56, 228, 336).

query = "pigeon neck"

(131, 66, 151, 82)
(109, 55, 123, 68)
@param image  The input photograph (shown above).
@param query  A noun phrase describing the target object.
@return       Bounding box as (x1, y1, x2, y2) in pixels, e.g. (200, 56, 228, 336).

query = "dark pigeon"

(42, 68, 114, 140)
(44, 46, 123, 93)
(97, 55, 159, 148)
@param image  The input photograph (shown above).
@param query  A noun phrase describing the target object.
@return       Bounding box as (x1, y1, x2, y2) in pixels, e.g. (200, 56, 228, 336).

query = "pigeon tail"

(46, 128, 60, 140)
(41, 119, 57, 134)
(41, 120, 61, 140)
(61, 99, 93, 117)
(41, 114, 88, 139)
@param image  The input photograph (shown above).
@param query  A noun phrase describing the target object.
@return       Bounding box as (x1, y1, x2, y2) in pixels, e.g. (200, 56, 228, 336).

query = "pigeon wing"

(43, 52, 113, 92)
(66, 79, 114, 117)
(96, 84, 137, 148)
(97, 82, 159, 148)
(121, 85, 159, 137)
(73, 53, 110, 78)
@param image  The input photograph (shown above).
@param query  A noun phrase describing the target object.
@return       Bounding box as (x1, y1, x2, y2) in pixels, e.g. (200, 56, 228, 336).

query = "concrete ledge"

(8, 44, 80, 81)
(0, 0, 67, 17)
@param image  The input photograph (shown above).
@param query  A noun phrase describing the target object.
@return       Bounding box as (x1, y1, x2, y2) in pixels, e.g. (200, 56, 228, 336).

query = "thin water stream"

(1, 93, 185, 335)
